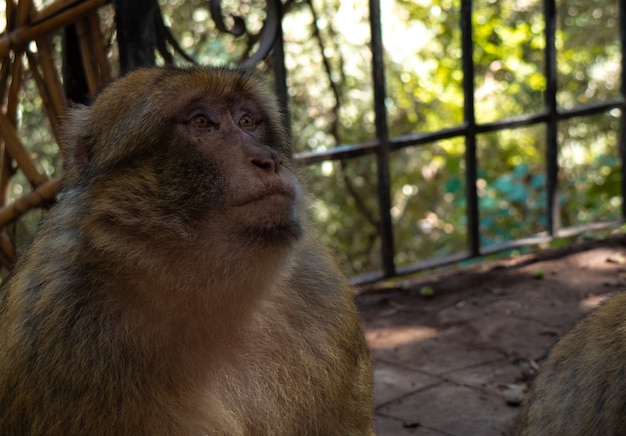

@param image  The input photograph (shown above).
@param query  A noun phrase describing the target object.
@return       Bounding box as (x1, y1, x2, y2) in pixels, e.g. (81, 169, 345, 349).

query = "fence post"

(369, 0, 396, 277)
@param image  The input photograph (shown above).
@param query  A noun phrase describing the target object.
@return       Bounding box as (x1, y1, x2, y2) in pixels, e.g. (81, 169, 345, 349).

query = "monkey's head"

(60, 66, 303, 259)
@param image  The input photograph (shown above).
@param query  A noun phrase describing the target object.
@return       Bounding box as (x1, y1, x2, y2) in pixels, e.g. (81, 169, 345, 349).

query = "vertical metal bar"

(461, 0, 480, 256)
(114, 0, 158, 73)
(619, 0, 626, 219)
(369, 0, 396, 277)
(544, 0, 560, 234)
(271, 0, 290, 131)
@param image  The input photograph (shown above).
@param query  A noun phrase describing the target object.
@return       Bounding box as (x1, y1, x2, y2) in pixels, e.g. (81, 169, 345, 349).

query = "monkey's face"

(170, 88, 303, 246)
(63, 67, 303, 250)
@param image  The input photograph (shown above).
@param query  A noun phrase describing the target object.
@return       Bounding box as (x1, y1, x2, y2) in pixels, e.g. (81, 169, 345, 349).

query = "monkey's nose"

(252, 150, 282, 173)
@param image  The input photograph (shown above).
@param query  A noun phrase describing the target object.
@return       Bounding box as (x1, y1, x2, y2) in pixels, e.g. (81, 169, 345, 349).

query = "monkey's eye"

(190, 115, 211, 129)
(239, 114, 255, 129)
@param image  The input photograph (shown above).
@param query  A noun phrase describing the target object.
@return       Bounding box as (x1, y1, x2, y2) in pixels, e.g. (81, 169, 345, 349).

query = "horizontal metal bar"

(395, 251, 471, 276)
(349, 270, 386, 286)
(294, 99, 626, 167)
(295, 140, 378, 166)
(390, 124, 468, 150)
(351, 219, 624, 286)
(558, 99, 624, 119)
(555, 219, 625, 238)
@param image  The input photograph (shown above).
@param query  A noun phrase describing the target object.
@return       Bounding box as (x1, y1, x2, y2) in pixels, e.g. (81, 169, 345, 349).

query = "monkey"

(515, 291, 626, 436)
(0, 66, 374, 435)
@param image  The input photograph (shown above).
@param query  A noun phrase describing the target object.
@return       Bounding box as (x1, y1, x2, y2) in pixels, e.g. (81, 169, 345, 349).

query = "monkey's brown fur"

(0, 66, 374, 435)
(515, 291, 626, 435)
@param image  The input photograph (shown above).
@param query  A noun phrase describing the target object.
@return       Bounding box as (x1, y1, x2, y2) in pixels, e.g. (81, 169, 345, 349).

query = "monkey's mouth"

(231, 187, 296, 208)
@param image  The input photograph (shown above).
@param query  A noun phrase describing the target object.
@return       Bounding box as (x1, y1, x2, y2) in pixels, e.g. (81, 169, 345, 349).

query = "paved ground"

(357, 235, 626, 436)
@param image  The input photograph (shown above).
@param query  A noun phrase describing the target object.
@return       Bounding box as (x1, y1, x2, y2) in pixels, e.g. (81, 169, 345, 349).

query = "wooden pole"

(0, 177, 61, 226)
(0, 0, 109, 58)
(0, 110, 48, 186)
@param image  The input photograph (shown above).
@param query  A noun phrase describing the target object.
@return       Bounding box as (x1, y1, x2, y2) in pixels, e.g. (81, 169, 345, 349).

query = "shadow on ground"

(357, 235, 626, 436)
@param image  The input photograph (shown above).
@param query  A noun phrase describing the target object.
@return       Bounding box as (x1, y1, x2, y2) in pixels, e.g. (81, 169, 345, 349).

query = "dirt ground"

(357, 234, 626, 436)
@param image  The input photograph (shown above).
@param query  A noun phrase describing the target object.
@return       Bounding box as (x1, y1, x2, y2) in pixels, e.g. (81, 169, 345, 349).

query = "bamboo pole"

(87, 11, 111, 86)
(15, 0, 34, 25)
(75, 18, 99, 95)
(0, 111, 48, 186)
(0, 58, 11, 105)
(0, 177, 61, 226)
(0, 230, 15, 266)
(7, 55, 22, 122)
(25, 50, 63, 142)
(32, 0, 87, 24)
(0, 60, 12, 209)
(0, 1, 19, 215)
(0, 0, 109, 58)
(34, 38, 68, 119)
(5, 1, 16, 31)
(1, 58, 24, 207)
(0, 154, 11, 209)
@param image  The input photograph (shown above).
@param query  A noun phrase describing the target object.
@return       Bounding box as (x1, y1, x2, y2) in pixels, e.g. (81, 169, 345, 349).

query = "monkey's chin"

(242, 221, 303, 247)
(231, 194, 302, 246)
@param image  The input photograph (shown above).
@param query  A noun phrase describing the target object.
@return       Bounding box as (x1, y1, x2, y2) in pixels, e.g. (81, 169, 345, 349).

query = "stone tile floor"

(357, 235, 626, 435)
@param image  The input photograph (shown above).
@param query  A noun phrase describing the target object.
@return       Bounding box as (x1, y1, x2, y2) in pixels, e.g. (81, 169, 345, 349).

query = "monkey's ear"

(59, 105, 94, 187)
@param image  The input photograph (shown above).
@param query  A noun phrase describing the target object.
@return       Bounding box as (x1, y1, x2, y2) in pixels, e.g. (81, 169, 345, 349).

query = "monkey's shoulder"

(554, 290, 626, 355)
(516, 292, 626, 436)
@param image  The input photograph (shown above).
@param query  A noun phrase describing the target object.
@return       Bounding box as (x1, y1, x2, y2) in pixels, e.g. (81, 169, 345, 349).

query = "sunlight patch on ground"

(578, 292, 611, 312)
(366, 325, 439, 350)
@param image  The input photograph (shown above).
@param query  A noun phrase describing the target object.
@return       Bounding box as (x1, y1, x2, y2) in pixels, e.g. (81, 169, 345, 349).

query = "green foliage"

(559, 113, 622, 224)
(305, 157, 381, 273)
(391, 138, 467, 266)
(557, 0, 621, 107)
(299, 0, 620, 275)
(10, 0, 624, 278)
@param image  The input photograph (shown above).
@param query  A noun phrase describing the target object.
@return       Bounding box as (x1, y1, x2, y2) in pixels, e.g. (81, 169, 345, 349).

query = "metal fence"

(261, 0, 626, 284)
(2, 0, 622, 282)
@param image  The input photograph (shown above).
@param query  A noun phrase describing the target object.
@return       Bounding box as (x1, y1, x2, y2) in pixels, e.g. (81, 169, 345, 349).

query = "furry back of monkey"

(0, 66, 374, 435)
(515, 291, 626, 436)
